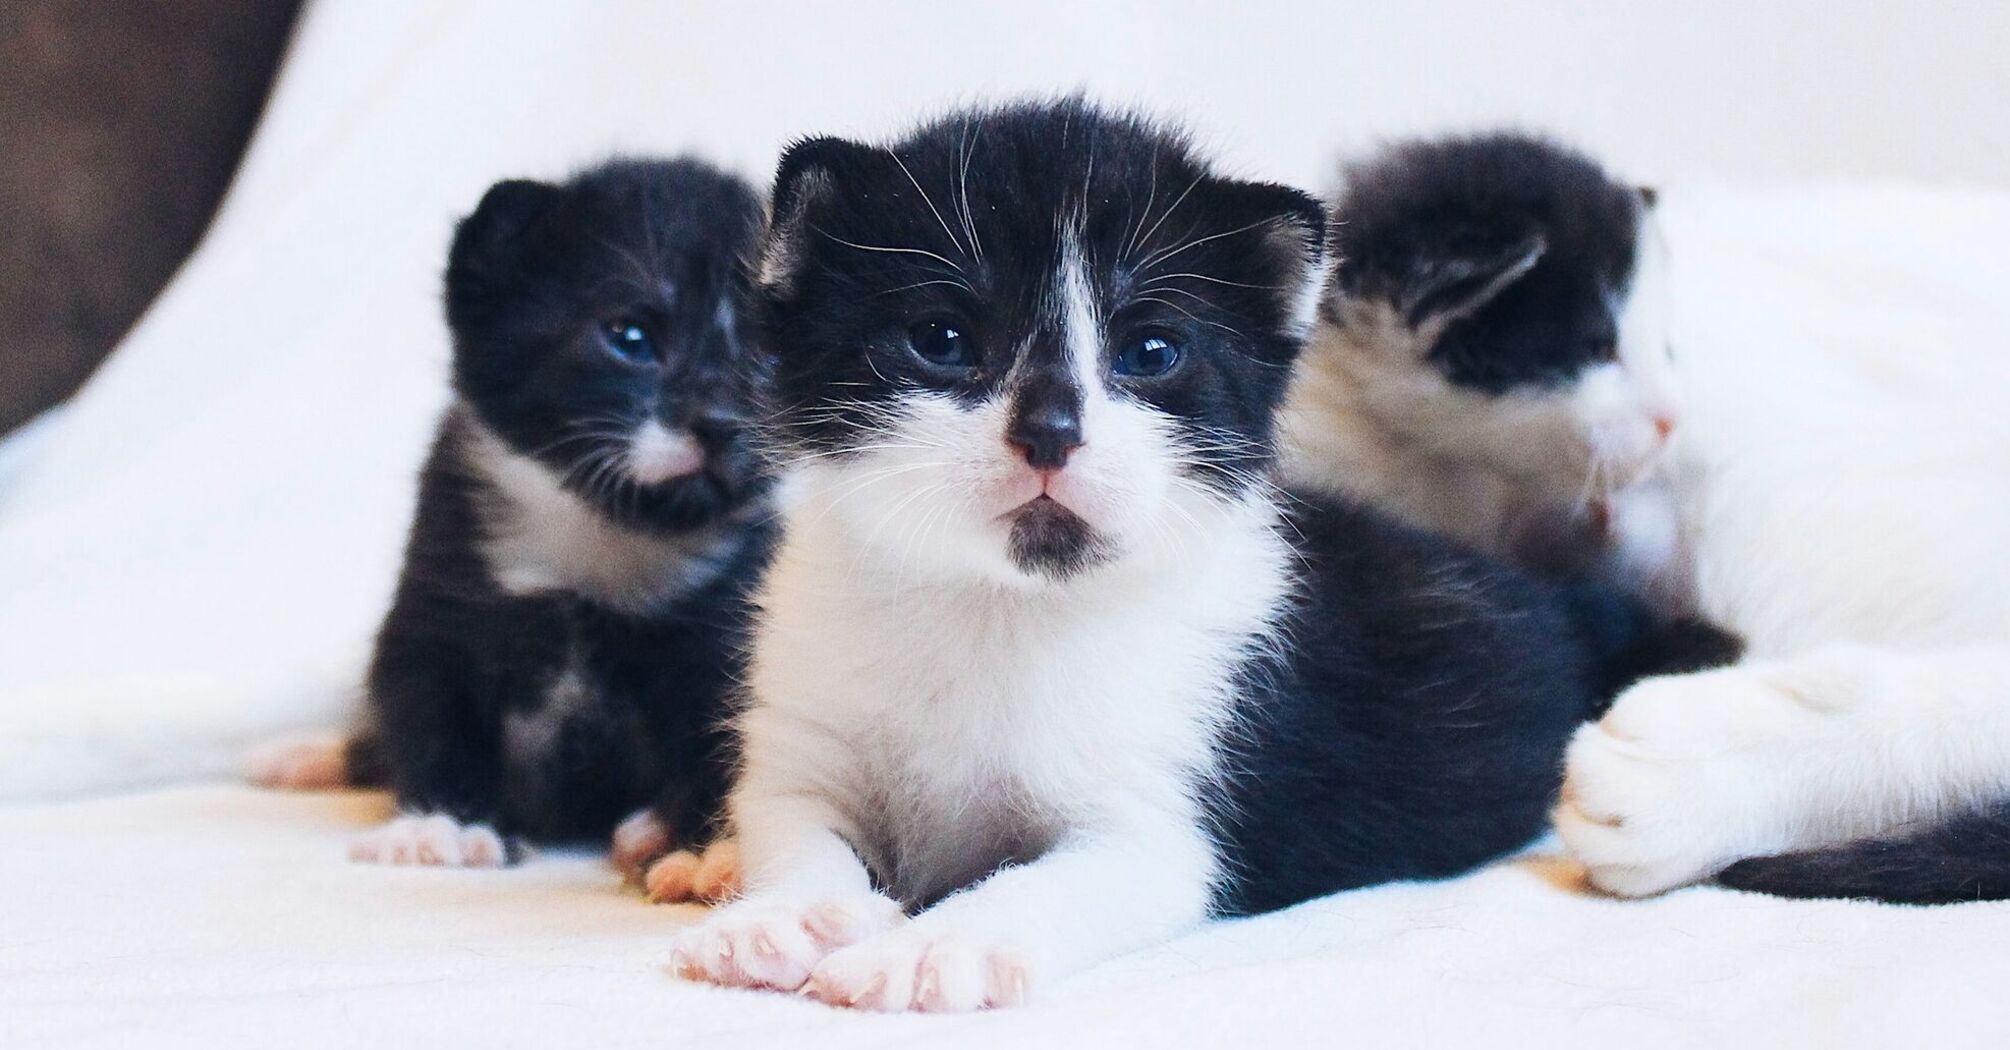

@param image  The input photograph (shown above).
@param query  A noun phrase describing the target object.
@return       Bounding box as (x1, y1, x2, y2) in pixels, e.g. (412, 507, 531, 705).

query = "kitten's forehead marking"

(1056, 228, 1105, 396)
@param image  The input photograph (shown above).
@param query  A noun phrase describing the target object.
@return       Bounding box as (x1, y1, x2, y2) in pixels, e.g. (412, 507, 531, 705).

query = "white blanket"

(4, 1, 2009, 1044)
(5, 785, 2003, 1048)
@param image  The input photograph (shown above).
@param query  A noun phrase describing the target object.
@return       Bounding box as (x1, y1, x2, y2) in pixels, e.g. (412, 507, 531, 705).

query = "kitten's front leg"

(667, 792, 903, 990)
(804, 826, 1213, 1013)
(351, 631, 512, 868)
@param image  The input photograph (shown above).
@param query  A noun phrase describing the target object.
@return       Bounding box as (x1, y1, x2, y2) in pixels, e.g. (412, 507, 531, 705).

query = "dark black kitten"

(348, 158, 771, 886)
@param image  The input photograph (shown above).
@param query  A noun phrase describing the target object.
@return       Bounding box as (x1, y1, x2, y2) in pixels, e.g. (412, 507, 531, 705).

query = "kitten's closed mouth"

(1002, 495, 1109, 580)
(1004, 494, 1083, 525)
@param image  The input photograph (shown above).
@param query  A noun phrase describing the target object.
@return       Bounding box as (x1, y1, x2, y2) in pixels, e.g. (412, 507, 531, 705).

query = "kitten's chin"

(1001, 496, 1114, 584)
(618, 467, 764, 534)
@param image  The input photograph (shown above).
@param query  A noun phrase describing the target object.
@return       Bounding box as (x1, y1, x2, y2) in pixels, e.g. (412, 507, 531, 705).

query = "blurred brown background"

(0, 1, 302, 437)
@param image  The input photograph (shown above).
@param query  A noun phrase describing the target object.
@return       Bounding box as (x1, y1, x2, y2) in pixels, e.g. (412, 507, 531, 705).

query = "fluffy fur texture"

(1278, 133, 1690, 611)
(353, 159, 771, 878)
(1548, 186, 2010, 904)
(1271, 137, 2010, 904)
(667, 100, 1731, 1012)
(1718, 796, 2010, 904)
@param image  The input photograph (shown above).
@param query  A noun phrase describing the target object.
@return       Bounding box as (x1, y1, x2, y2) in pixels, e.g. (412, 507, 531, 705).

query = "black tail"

(1563, 584, 1744, 715)
(1718, 800, 2010, 904)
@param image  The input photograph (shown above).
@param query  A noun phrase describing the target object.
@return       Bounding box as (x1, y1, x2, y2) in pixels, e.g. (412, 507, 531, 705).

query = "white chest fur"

(738, 483, 1293, 903)
(459, 412, 740, 614)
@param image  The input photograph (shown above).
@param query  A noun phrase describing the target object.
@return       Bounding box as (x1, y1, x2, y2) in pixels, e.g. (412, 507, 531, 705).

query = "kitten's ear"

(1211, 180, 1331, 340)
(760, 136, 888, 296)
(446, 178, 562, 317)
(1387, 225, 1547, 329)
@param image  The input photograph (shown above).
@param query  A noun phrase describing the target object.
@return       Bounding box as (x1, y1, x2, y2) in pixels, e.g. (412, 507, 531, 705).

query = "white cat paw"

(245, 735, 349, 790)
(804, 927, 1031, 1013)
(611, 809, 673, 879)
(349, 813, 508, 868)
(1556, 666, 1837, 896)
(667, 890, 904, 990)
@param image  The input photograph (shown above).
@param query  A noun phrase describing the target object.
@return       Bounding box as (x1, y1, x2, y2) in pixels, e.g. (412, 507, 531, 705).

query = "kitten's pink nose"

(1651, 412, 1678, 441)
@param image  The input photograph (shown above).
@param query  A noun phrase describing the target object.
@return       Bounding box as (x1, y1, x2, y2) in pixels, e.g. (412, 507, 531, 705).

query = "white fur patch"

(503, 644, 593, 772)
(461, 413, 743, 613)
(624, 420, 705, 486)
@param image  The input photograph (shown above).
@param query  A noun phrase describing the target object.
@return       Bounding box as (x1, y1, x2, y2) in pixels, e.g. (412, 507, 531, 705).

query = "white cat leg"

(1557, 643, 2010, 895)
(803, 825, 1213, 1013)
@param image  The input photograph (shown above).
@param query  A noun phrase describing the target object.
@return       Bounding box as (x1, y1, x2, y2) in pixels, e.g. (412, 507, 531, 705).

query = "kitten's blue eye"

(1114, 334, 1181, 377)
(908, 321, 977, 367)
(600, 319, 655, 362)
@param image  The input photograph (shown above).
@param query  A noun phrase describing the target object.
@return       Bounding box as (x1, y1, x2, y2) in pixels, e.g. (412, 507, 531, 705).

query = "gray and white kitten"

(1278, 133, 1691, 611)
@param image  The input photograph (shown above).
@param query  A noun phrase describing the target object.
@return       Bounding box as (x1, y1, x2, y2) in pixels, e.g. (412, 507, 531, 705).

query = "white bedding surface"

(6, 2, 2010, 1044)
(6, 783, 2004, 1049)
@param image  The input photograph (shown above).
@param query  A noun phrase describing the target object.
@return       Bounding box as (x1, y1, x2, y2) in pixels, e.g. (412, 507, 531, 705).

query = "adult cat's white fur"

(1554, 187, 2010, 893)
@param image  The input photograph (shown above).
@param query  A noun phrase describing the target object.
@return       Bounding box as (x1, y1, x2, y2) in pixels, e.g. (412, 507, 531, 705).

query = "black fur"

(761, 101, 1319, 501)
(1216, 503, 1669, 915)
(1717, 802, 2010, 905)
(362, 158, 771, 849)
(1332, 132, 1650, 393)
(759, 99, 1734, 917)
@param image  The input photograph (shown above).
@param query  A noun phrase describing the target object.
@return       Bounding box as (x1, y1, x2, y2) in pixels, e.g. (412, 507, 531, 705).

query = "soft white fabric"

(5, 1, 2010, 1043)
(3, 785, 2004, 1049)
(6, 0, 2010, 801)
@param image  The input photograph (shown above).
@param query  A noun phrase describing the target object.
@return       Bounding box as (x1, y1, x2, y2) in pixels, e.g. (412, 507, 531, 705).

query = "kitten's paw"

(244, 735, 349, 790)
(643, 839, 742, 903)
(667, 890, 904, 990)
(611, 809, 673, 879)
(691, 840, 742, 901)
(644, 850, 702, 903)
(804, 927, 1031, 1013)
(349, 813, 508, 868)
(1557, 667, 1839, 896)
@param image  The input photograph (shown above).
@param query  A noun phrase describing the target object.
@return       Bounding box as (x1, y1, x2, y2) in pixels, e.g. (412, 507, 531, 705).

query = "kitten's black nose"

(688, 402, 747, 433)
(683, 403, 749, 453)
(1007, 376, 1084, 471)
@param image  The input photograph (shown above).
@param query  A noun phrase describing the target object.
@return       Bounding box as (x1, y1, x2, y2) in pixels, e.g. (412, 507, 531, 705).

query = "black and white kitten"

(344, 159, 769, 898)
(1278, 134, 1690, 611)
(668, 101, 1732, 1011)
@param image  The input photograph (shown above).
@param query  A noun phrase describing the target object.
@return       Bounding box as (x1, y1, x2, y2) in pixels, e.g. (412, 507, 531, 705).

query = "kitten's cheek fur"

(1572, 365, 1668, 487)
